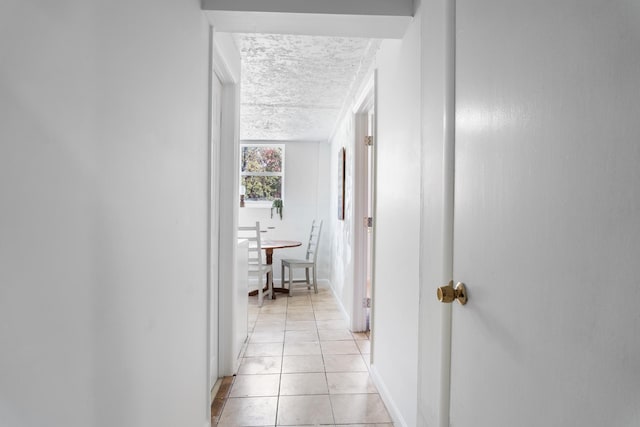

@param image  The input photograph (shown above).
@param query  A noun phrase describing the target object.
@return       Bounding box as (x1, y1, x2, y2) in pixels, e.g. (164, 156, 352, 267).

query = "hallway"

(214, 287, 393, 426)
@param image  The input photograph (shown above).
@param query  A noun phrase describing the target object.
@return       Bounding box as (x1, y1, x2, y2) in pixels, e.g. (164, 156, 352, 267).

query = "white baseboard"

(318, 278, 331, 287)
(327, 282, 352, 328)
(369, 365, 408, 427)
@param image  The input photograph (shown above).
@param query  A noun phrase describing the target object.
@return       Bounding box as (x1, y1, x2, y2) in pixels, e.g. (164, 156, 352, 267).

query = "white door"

(450, 1, 640, 425)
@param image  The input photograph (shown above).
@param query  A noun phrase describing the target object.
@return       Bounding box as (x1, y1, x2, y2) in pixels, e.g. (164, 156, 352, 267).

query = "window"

(240, 144, 285, 207)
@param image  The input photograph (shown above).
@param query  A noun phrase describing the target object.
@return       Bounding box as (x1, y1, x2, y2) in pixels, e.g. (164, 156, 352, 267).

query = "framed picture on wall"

(338, 147, 345, 220)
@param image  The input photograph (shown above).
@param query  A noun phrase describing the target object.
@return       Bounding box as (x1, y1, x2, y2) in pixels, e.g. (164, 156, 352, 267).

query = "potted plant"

(271, 198, 283, 220)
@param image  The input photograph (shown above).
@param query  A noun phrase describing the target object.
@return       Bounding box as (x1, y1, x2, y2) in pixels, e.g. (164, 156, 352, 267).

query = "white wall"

(369, 17, 422, 427)
(329, 117, 356, 322)
(0, 1, 211, 426)
(202, 0, 414, 16)
(238, 141, 331, 283)
(327, 13, 422, 426)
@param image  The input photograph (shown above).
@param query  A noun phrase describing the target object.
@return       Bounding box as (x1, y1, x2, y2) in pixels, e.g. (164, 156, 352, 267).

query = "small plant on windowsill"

(271, 199, 283, 220)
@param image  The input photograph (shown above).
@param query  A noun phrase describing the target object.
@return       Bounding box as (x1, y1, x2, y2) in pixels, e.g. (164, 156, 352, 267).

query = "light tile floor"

(217, 286, 394, 426)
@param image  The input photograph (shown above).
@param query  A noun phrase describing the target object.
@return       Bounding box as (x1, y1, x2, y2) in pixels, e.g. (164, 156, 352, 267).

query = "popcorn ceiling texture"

(234, 33, 379, 142)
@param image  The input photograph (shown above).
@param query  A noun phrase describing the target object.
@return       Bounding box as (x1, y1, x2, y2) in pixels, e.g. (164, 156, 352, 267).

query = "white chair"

(281, 220, 323, 295)
(238, 221, 273, 306)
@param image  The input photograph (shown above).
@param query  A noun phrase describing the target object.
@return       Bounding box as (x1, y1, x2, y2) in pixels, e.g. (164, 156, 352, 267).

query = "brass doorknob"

(437, 280, 467, 305)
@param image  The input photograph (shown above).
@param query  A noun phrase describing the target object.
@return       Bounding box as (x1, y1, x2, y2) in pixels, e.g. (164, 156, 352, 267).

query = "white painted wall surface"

(329, 117, 356, 323)
(203, 0, 412, 39)
(202, 0, 413, 16)
(369, 18, 422, 427)
(327, 14, 421, 426)
(0, 1, 211, 426)
(238, 142, 331, 284)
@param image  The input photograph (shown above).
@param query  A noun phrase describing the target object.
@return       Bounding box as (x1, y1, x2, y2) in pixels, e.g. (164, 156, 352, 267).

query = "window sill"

(242, 201, 278, 209)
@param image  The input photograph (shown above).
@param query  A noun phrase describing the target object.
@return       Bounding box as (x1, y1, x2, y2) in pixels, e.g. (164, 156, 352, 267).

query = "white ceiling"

(234, 33, 379, 142)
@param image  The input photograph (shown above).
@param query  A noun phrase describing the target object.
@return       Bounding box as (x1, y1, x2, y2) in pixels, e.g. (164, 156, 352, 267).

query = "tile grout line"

(311, 291, 338, 426)
(274, 292, 291, 426)
(273, 294, 285, 427)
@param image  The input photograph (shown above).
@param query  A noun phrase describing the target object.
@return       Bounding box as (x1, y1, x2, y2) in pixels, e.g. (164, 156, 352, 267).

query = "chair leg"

(313, 266, 318, 294)
(281, 263, 285, 290)
(258, 282, 264, 307)
(288, 265, 294, 297)
(306, 268, 310, 290)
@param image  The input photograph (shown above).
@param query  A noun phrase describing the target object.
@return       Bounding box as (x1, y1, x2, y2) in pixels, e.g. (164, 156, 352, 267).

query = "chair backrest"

(238, 221, 264, 266)
(305, 220, 323, 262)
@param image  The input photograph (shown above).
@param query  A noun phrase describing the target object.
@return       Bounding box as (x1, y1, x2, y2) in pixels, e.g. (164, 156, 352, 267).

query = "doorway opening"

(353, 76, 376, 340)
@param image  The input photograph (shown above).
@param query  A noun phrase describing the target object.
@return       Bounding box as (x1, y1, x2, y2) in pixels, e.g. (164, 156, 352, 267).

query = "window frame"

(240, 143, 285, 208)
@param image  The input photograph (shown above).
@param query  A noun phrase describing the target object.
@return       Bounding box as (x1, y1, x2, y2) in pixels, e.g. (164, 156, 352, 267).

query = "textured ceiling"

(234, 33, 379, 142)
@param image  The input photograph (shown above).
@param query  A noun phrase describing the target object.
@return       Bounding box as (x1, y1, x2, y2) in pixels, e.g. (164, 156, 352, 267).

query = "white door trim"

(207, 25, 221, 398)
(212, 30, 241, 378)
(439, 1, 456, 426)
(206, 27, 241, 424)
(352, 75, 375, 333)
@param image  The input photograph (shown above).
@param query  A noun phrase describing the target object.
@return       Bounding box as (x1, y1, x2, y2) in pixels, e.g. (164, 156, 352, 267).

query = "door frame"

(352, 74, 376, 334)
(212, 31, 241, 378)
(207, 26, 221, 401)
(438, 1, 456, 425)
(416, 0, 456, 425)
(206, 28, 241, 419)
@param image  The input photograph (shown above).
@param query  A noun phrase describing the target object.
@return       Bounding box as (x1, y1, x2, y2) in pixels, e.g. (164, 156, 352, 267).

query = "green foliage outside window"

(241, 175, 282, 201)
(241, 145, 284, 202)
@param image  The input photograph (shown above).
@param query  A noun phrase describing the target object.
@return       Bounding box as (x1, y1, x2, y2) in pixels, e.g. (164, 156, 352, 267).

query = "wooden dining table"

(248, 239, 302, 298)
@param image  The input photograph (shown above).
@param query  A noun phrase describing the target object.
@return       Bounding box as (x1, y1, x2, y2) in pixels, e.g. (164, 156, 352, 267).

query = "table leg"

(270, 249, 290, 296)
(266, 249, 276, 299)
